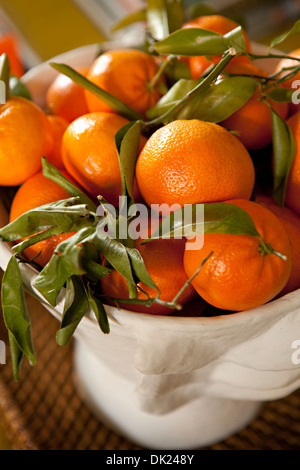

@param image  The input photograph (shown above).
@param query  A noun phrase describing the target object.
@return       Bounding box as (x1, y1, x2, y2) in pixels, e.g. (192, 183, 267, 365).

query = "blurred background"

(0, 0, 299, 452)
(0, 0, 299, 72)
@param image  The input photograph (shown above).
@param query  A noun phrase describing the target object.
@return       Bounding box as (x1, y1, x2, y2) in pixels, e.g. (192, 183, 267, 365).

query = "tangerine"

(45, 114, 69, 170)
(184, 199, 292, 311)
(0, 97, 53, 186)
(46, 66, 90, 122)
(284, 111, 300, 215)
(9, 171, 75, 267)
(61, 112, 145, 206)
(255, 193, 300, 296)
(101, 230, 196, 315)
(182, 15, 251, 79)
(136, 119, 255, 211)
(220, 62, 289, 150)
(84, 49, 165, 117)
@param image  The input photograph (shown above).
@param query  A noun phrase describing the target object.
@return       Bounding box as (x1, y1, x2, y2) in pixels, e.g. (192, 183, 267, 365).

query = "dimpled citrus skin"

(85, 49, 165, 117)
(184, 199, 292, 312)
(61, 112, 145, 206)
(101, 236, 196, 315)
(0, 97, 53, 186)
(285, 112, 300, 215)
(9, 171, 75, 267)
(135, 120, 255, 210)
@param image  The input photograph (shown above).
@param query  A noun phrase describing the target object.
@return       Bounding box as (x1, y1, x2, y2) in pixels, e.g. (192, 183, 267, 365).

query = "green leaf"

(270, 19, 300, 49)
(146, 0, 185, 39)
(56, 276, 89, 346)
(82, 258, 112, 282)
(145, 51, 237, 127)
(146, 0, 185, 40)
(42, 158, 96, 212)
(175, 76, 257, 122)
(49, 63, 142, 121)
(146, 77, 202, 119)
(86, 284, 110, 334)
(153, 27, 228, 56)
(163, 0, 185, 34)
(126, 246, 159, 291)
(54, 226, 96, 253)
(112, 8, 147, 32)
(147, 0, 169, 40)
(114, 121, 143, 203)
(8, 331, 23, 382)
(82, 241, 101, 263)
(80, 236, 113, 282)
(9, 75, 32, 100)
(164, 58, 192, 83)
(153, 25, 247, 57)
(1, 256, 35, 379)
(265, 87, 294, 102)
(223, 26, 246, 54)
(12, 226, 65, 256)
(93, 233, 138, 299)
(0, 198, 91, 242)
(33, 245, 86, 306)
(270, 107, 296, 208)
(142, 202, 259, 242)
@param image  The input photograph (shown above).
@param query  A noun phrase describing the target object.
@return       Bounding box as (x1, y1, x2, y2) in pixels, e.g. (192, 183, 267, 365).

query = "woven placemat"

(0, 288, 300, 450)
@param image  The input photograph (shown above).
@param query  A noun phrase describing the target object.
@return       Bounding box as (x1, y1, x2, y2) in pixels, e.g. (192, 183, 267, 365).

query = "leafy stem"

(143, 48, 237, 128)
(248, 52, 300, 62)
(102, 251, 213, 313)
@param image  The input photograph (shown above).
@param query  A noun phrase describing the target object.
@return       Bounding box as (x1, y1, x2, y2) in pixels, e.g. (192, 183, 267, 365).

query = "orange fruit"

(220, 62, 289, 150)
(101, 229, 196, 315)
(184, 199, 292, 311)
(182, 15, 252, 79)
(255, 193, 300, 296)
(62, 111, 145, 206)
(9, 171, 75, 267)
(0, 96, 53, 186)
(45, 114, 69, 169)
(272, 48, 300, 115)
(0, 32, 25, 77)
(284, 111, 300, 214)
(136, 119, 255, 211)
(46, 66, 90, 122)
(84, 49, 165, 117)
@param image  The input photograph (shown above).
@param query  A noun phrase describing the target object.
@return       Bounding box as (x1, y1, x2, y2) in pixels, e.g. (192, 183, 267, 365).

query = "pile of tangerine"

(1, 14, 300, 317)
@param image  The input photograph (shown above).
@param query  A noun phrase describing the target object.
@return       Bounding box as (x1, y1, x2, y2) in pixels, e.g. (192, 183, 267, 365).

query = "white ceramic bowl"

(1, 43, 300, 450)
